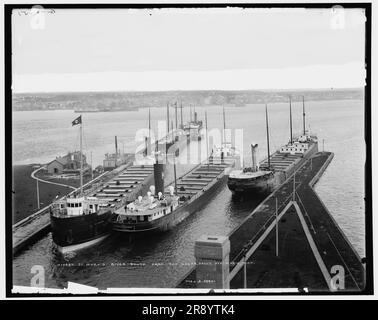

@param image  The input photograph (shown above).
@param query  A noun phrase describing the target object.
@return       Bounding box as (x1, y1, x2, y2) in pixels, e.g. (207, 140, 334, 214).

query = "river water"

(12, 99, 366, 288)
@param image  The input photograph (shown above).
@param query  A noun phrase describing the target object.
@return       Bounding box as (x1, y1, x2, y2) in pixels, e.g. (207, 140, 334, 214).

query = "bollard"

(194, 235, 230, 289)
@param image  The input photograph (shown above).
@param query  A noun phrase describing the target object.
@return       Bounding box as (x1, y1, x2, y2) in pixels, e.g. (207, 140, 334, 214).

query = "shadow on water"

(45, 185, 268, 288)
(229, 192, 268, 213)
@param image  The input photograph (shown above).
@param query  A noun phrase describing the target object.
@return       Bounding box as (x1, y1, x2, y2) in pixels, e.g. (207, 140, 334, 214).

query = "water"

(12, 99, 365, 288)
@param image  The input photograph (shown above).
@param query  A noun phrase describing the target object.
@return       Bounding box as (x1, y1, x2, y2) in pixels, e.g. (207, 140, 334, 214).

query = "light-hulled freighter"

(111, 108, 240, 233)
(111, 145, 240, 233)
(227, 96, 318, 196)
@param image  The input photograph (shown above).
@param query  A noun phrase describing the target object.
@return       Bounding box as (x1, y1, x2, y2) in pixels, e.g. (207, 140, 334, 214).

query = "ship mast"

(173, 156, 177, 195)
(205, 110, 209, 170)
(147, 108, 151, 155)
(148, 107, 151, 141)
(175, 101, 178, 130)
(166, 102, 170, 139)
(180, 100, 183, 129)
(289, 95, 293, 144)
(166, 103, 169, 163)
(222, 106, 226, 144)
(302, 95, 306, 135)
(265, 104, 271, 169)
(79, 116, 83, 195)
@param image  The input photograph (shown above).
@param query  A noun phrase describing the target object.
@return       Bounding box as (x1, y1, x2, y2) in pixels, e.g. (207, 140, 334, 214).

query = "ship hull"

(227, 171, 279, 195)
(112, 172, 229, 234)
(228, 143, 318, 196)
(50, 211, 112, 253)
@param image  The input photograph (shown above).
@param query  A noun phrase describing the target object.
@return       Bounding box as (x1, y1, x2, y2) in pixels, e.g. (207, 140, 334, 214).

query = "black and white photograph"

(2, 1, 374, 300)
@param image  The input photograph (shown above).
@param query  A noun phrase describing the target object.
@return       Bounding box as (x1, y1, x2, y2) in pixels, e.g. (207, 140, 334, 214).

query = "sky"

(12, 7, 366, 92)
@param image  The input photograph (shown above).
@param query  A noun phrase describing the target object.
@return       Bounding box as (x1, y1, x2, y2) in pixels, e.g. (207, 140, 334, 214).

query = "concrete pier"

(194, 235, 230, 289)
(177, 152, 365, 292)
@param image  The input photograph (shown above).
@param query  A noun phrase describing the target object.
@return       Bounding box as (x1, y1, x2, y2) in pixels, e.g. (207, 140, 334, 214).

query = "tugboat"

(227, 96, 318, 195)
(50, 115, 113, 253)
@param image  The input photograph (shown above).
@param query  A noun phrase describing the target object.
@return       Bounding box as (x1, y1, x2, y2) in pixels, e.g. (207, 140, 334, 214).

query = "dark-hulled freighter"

(227, 96, 318, 196)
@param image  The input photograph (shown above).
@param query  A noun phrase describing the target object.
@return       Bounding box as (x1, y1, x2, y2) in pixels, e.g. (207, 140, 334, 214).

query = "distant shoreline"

(12, 97, 365, 112)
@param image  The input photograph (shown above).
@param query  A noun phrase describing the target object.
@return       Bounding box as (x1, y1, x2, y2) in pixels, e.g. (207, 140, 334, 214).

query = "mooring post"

(194, 235, 230, 289)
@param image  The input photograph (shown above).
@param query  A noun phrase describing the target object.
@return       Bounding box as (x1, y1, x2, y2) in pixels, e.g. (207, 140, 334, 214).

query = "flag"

(72, 115, 82, 126)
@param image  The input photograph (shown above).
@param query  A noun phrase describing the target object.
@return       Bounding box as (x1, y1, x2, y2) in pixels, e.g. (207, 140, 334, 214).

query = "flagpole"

(205, 110, 209, 171)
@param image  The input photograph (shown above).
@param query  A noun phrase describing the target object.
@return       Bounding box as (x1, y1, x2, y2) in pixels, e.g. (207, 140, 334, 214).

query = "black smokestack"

(154, 158, 164, 196)
(154, 163, 164, 196)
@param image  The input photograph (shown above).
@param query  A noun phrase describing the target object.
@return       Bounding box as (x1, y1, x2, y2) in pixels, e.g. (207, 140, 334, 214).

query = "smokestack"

(194, 112, 197, 123)
(115, 136, 118, 156)
(251, 143, 258, 172)
(153, 161, 165, 196)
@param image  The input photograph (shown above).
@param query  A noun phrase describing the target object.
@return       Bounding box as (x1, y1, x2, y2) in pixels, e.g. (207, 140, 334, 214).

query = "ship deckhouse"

(114, 187, 179, 224)
(52, 196, 111, 217)
(280, 133, 316, 155)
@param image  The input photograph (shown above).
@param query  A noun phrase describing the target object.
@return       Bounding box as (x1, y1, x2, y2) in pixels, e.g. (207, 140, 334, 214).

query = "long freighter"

(50, 107, 194, 253)
(111, 144, 240, 233)
(111, 109, 241, 233)
(227, 96, 318, 196)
